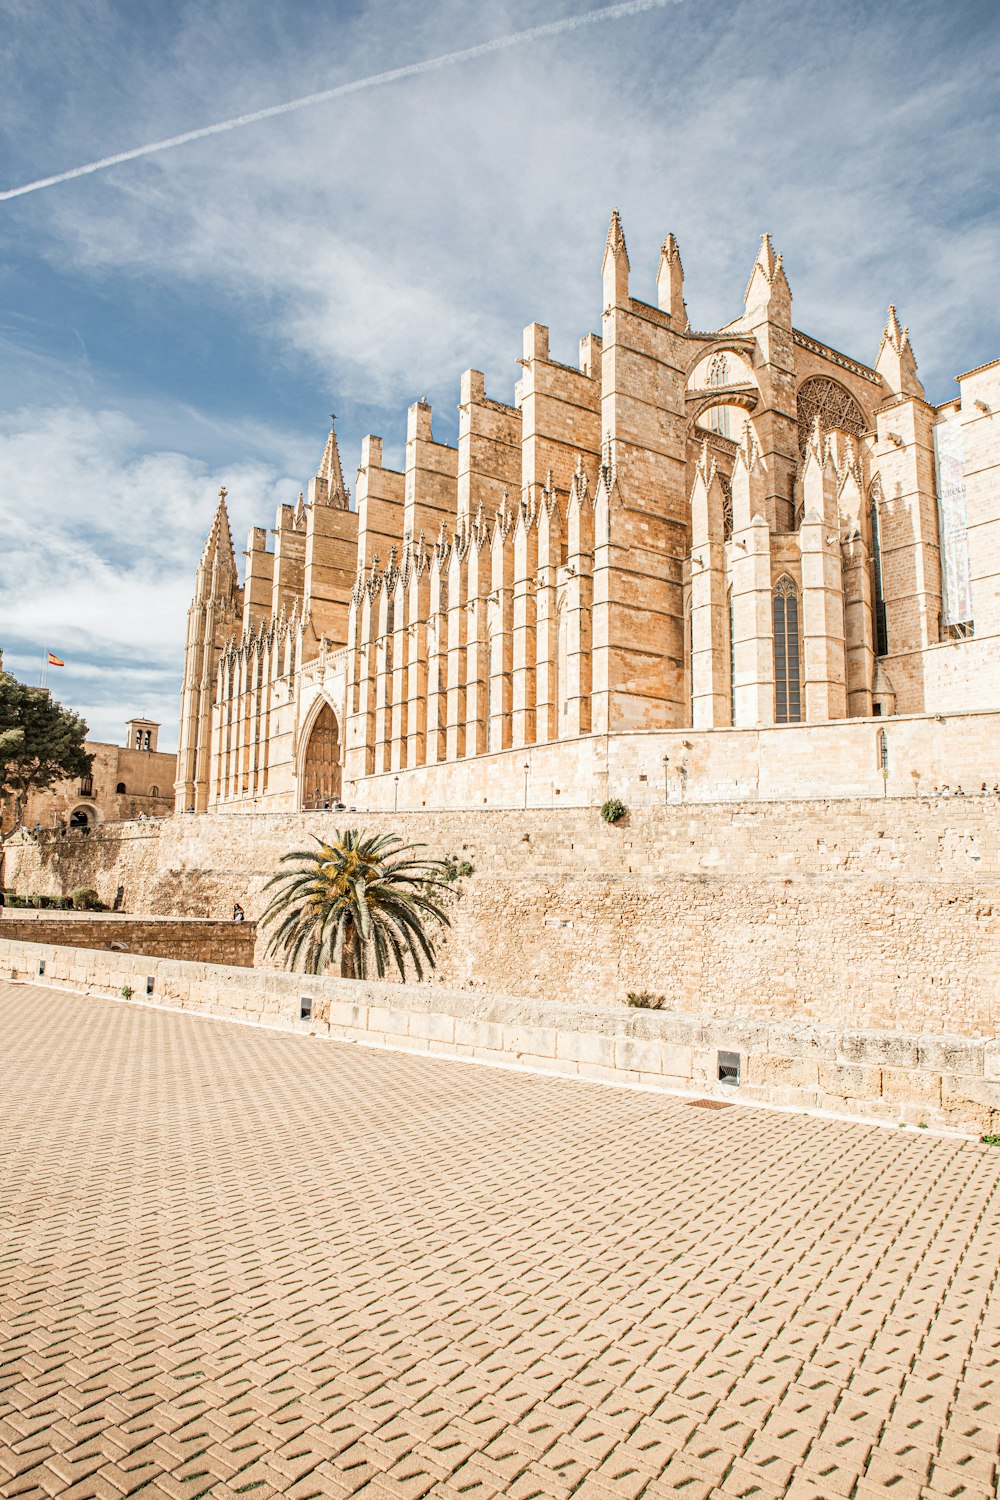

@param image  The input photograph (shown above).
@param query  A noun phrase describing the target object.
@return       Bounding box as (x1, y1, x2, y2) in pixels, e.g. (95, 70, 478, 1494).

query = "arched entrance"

(300, 703, 343, 809)
(69, 805, 96, 830)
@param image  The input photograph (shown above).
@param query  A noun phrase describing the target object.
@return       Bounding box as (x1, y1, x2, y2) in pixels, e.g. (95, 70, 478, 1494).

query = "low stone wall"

(0, 914, 256, 967)
(2, 937, 997, 1137)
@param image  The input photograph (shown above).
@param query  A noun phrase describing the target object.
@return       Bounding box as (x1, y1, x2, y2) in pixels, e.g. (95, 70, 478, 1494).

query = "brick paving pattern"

(1, 982, 999, 1500)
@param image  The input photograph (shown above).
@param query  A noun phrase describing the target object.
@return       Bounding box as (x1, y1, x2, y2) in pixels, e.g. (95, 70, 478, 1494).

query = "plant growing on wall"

(259, 830, 453, 979)
(601, 798, 628, 825)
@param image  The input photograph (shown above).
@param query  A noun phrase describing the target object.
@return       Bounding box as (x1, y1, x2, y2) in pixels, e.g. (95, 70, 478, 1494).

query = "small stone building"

(21, 719, 176, 832)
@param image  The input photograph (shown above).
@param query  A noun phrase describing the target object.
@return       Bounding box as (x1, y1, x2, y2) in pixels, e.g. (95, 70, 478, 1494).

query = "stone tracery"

(796, 376, 867, 453)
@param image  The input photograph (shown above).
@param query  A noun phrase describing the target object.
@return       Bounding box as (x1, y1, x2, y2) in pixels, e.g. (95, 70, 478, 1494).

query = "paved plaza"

(1, 983, 999, 1500)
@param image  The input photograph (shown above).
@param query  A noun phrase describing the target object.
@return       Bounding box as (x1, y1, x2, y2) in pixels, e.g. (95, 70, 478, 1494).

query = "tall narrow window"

(682, 587, 692, 724)
(727, 588, 736, 725)
(709, 354, 730, 438)
(773, 576, 802, 724)
(877, 729, 889, 771)
(870, 496, 888, 657)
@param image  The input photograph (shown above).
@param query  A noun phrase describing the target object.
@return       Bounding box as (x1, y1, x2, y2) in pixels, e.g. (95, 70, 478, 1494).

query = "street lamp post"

(393, 775, 400, 813)
(662, 753, 670, 805)
(523, 762, 530, 809)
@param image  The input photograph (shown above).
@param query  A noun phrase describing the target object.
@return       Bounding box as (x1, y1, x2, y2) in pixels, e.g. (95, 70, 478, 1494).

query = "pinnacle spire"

(744, 233, 791, 312)
(314, 412, 350, 508)
(757, 233, 780, 281)
(657, 231, 686, 320)
(875, 303, 924, 399)
(604, 208, 629, 267)
(660, 232, 682, 272)
(602, 208, 631, 308)
(201, 486, 236, 570)
(882, 303, 904, 351)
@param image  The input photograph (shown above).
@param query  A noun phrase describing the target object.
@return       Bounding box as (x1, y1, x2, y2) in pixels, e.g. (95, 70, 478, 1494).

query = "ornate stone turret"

(602, 208, 630, 309)
(743, 233, 791, 318)
(175, 487, 243, 814)
(656, 232, 686, 324)
(309, 414, 351, 508)
(875, 305, 925, 400)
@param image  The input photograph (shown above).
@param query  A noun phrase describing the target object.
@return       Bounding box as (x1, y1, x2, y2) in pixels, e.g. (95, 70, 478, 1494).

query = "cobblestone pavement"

(1, 983, 999, 1500)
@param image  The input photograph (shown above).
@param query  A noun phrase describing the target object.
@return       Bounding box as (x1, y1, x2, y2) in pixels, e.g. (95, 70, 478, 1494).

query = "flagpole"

(39, 649, 47, 689)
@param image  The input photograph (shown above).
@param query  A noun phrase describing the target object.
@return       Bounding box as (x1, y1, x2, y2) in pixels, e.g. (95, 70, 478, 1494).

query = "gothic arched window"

(796, 376, 867, 454)
(772, 576, 802, 724)
(728, 587, 736, 724)
(708, 354, 731, 438)
(869, 489, 889, 657)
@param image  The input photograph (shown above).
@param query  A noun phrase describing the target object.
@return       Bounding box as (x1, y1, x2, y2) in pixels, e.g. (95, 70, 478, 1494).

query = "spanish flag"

(47, 652, 64, 667)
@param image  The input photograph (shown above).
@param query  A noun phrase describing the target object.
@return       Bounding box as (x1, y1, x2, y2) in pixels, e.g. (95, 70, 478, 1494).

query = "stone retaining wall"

(4, 800, 998, 1035)
(0, 914, 256, 967)
(2, 937, 997, 1137)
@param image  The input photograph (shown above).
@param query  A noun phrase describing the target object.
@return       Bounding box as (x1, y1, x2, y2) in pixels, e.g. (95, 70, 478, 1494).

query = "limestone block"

(916, 1037, 986, 1075)
(408, 1012, 455, 1045)
(327, 1000, 368, 1031)
(614, 1036, 671, 1074)
(366, 1006, 411, 1037)
(503, 1024, 558, 1060)
(555, 1031, 617, 1068)
(816, 1062, 882, 1100)
(838, 1032, 919, 1069)
(455, 1018, 505, 1051)
(880, 1067, 942, 1107)
(941, 1074, 1000, 1110)
(745, 1055, 819, 1089)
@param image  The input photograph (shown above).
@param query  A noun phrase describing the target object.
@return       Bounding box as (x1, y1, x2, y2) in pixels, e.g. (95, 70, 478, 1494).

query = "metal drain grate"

(687, 1098, 734, 1110)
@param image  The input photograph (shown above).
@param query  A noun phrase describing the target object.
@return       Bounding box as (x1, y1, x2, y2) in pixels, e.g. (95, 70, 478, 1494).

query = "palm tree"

(259, 829, 452, 979)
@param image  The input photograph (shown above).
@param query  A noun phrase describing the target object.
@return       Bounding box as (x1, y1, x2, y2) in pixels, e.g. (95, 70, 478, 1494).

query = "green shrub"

(441, 853, 474, 883)
(120, 985, 133, 1000)
(601, 798, 627, 825)
(68, 887, 101, 911)
(626, 991, 665, 1009)
(981, 1133, 1000, 1147)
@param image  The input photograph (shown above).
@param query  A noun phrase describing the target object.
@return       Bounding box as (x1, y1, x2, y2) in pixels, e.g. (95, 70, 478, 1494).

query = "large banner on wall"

(933, 414, 973, 627)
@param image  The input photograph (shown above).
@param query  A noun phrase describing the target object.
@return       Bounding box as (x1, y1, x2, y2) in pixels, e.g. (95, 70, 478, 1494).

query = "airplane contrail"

(1, 0, 684, 203)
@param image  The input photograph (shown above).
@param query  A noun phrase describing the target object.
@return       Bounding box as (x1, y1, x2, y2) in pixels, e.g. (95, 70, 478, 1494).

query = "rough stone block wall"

(4, 798, 997, 1035)
(0, 914, 256, 967)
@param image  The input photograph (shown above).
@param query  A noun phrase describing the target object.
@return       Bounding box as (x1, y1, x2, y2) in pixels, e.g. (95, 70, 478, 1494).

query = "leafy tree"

(259, 829, 453, 979)
(0, 663, 92, 840)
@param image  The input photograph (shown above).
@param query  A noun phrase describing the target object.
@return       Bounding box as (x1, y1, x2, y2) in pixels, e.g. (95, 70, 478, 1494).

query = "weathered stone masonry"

(6, 799, 998, 1038)
(172, 216, 1000, 818)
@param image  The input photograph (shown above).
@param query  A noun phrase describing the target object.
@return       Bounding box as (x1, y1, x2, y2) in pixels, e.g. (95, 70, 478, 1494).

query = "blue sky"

(1, 0, 998, 747)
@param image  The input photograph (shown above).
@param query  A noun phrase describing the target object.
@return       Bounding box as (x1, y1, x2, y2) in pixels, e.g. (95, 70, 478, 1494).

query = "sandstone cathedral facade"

(174, 215, 1000, 814)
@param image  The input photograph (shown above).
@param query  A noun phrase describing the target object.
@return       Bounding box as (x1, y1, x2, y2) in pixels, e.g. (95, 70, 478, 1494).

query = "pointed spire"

(882, 304, 904, 351)
(313, 412, 350, 508)
(656, 233, 686, 323)
(199, 486, 237, 589)
(875, 304, 925, 399)
(744, 233, 791, 316)
(602, 208, 630, 308)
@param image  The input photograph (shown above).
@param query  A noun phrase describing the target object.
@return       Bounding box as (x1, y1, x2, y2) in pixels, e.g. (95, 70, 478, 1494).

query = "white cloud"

(0, 402, 302, 746)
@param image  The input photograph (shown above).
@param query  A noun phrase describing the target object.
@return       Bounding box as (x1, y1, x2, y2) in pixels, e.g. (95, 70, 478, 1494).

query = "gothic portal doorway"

(301, 703, 343, 810)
